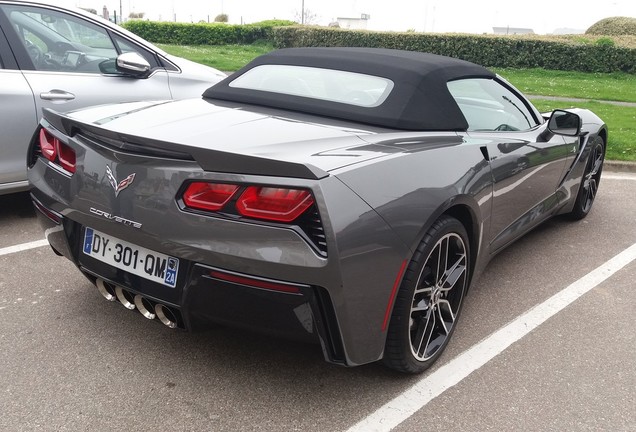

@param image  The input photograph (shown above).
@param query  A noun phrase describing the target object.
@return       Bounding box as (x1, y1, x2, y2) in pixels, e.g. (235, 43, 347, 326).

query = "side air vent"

(297, 206, 328, 257)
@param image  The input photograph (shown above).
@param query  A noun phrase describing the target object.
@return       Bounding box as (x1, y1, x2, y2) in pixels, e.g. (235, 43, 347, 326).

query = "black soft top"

(203, 47, 495, 131)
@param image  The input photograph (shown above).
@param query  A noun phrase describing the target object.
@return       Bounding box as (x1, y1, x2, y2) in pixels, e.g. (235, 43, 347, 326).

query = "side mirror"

(115, 52, 151, 78)
(547, 110, 581, 137)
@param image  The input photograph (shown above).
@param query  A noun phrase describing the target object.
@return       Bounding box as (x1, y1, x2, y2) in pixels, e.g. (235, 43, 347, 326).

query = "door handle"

(40, 90, 75, 101)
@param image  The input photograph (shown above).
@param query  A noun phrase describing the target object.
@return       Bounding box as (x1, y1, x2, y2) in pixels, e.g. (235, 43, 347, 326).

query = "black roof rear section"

(203, 47, 495, 131)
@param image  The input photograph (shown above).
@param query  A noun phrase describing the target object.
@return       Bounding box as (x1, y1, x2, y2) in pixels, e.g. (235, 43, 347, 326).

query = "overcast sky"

(67, 0, 636, 34)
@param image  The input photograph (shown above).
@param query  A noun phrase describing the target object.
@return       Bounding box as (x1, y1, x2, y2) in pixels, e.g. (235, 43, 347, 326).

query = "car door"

(449, 77, 571, 252)
(0, 2, 172, 118)
(0, 20, 36, 192)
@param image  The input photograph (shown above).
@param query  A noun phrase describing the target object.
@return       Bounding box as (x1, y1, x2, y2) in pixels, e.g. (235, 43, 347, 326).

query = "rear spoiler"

(42, 108, 329, 180)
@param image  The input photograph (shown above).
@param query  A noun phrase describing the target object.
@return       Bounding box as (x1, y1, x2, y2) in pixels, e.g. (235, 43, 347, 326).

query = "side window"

(448, 78, 539, 132)
(3, 5, 118, 73)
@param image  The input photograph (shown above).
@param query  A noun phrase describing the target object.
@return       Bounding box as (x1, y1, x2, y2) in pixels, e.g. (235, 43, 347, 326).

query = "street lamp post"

(301, 0, 305, 24)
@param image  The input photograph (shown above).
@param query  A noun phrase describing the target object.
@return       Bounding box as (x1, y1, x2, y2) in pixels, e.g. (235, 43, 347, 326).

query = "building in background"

(336, 13, 370, 30)
(493, 26, 534, 35)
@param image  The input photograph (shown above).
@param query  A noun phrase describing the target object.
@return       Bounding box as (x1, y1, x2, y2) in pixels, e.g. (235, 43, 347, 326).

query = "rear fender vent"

(296, 206, 328, 257)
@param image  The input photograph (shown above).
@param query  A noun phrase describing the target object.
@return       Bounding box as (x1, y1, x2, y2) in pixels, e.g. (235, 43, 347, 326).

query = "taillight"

(39, 129, 58, 161)
(57, 142, 76, 173)
(181, 182, 315, 223)
(182, 182, 239, 212)
(236, 186, 314, 223)
(38, 128, 76, 174)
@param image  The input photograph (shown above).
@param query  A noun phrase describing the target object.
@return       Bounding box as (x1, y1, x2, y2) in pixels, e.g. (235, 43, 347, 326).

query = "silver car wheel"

(409, 233, 467, 361)
(569, 136, 605, 220)
(383, 215, 470, 374)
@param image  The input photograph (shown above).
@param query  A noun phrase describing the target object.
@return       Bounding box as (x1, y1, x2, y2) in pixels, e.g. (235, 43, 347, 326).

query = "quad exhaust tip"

(95, 278, 179, 328)
(115, 286, 136, 310)
(155, 304, 178, 328)
(96, 279, 116, 301)
(134, 295, 156, 320)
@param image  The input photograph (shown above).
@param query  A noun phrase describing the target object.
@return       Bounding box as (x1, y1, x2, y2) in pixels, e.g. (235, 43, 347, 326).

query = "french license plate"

(82, 227, 179, 288)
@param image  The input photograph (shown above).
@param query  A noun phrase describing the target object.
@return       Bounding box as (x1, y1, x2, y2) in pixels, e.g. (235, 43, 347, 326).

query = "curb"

(604, 160, 636, 173)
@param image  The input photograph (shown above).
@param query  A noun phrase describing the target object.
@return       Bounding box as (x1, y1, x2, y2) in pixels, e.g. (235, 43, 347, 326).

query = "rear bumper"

(31, 192, 346, 364)
(27, 124, 412, 368)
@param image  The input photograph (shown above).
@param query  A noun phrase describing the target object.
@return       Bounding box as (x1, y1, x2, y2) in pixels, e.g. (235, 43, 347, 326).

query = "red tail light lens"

(39, 129, 58, 161)
(57, 142, 76, 173)
(236, 186, 314, 222)
(38, 128, 76, 173)
(183, 182, 239, 212)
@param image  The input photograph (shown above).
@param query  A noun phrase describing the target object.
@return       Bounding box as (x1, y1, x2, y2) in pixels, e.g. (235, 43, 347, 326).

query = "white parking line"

(0, 239, 48, 257)
(346, 242, 636, 432)
(602, 173, 636, 181)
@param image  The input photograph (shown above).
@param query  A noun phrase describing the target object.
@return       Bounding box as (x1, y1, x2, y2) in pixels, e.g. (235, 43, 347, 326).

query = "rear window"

(229, 64, 394, 108)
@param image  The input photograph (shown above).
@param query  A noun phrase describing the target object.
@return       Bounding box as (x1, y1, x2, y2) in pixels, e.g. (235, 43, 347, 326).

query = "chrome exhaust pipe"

(155, 304, 178, 328)
(96, 279, 116, 301)
(134, 295, 155, 320)
(115, 286, 135, 310)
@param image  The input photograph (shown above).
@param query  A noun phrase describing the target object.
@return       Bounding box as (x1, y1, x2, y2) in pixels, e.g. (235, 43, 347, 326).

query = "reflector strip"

(32, 198, 62, 224)
(382, 259, 408, 331)
(209, 270, 303, 294)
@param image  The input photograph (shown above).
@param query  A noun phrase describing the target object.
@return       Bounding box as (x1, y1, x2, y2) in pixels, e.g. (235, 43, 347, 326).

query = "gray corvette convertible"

(28, 48, 606, 373)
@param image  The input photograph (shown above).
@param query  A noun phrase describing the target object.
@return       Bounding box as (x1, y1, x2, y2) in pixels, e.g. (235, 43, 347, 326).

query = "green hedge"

(122, 20, 278, 45)
(271, 27, 636, 74)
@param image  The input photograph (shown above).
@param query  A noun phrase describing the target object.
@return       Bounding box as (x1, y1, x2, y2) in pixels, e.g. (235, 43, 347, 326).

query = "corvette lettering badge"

(89, 208, 142, 229)
(106, 165, 136, 197)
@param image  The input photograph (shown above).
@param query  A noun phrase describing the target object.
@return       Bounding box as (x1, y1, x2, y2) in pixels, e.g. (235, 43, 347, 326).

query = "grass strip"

(157, 43, 274, 72)
(496, 68, 636, 103)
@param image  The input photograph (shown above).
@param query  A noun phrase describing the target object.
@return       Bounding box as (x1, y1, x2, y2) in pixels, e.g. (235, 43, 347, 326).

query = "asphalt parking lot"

(1, 171, 634, 432)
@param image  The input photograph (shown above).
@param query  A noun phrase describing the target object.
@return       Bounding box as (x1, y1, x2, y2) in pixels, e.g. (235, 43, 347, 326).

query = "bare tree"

(294, 8, 318, 25)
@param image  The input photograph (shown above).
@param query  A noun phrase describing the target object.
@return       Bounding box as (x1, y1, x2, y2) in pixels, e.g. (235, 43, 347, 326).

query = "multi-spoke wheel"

(569, 136, 605, 220)
(383, 215, 470, 374)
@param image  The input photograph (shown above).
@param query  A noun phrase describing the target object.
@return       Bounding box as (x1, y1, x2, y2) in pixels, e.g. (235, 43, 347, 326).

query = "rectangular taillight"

(181, 182, 315, 223)
(182, 182, 239, 212)
(236, 186, 314, 223)
(38, 128, 76, 174)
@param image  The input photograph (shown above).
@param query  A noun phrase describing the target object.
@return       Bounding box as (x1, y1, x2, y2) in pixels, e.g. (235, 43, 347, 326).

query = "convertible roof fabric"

(203, 47, 495, 131)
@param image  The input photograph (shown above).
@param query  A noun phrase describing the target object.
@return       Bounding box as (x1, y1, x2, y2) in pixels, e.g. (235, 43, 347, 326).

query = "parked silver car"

(0, 0, 225, 194)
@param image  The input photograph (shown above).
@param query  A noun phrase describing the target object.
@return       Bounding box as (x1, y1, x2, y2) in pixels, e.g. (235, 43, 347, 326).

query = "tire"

(568, 136, 605, 220)
(383, 215, 470, 374)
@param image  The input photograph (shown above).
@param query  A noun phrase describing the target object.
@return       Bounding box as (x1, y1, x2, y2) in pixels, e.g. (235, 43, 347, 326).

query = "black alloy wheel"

(569, 136, 605, 220)
(383, 215, 470, 374)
